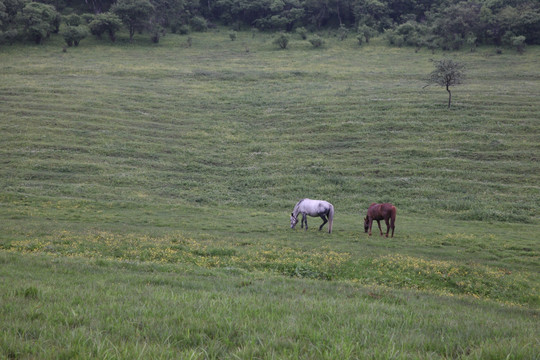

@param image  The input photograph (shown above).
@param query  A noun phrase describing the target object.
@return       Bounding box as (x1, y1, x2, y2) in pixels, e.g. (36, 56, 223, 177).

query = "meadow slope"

(0, 31, 539, 359)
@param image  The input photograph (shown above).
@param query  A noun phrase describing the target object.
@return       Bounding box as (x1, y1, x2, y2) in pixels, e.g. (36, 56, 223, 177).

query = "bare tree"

(425, 59, 465, 108)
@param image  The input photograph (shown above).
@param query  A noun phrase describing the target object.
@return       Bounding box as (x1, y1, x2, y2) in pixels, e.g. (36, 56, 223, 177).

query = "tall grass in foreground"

(1, 253, 539, 359)
(0, 30, 539, 358)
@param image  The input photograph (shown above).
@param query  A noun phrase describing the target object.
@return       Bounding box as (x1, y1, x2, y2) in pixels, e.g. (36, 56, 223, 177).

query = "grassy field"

(1, 30, 539, 359)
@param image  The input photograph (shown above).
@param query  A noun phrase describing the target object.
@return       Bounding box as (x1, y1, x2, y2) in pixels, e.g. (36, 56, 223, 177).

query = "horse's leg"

(318, 214, 328, 231)
(300, 213, 304, 229)
(376, 220, 383, 236)
(303, 213, 308, 231)
(384, 218, 390, 238)
(368, 218, 373, 236)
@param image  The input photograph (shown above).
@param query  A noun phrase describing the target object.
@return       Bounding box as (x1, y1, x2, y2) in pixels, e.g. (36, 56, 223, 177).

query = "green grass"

(1, 252, 538, 359)
(0, 30, 539, 358)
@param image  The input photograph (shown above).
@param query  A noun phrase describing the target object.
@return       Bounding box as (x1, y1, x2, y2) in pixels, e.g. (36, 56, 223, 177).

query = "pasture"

(1, 30, 539, 359)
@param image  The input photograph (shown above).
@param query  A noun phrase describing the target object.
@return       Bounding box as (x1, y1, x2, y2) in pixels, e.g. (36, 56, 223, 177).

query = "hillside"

(1, 31, 539, 359)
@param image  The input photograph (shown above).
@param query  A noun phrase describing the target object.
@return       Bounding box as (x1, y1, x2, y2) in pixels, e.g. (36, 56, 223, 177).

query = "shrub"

(273, 32, 289, 49)
(61, 25, 88, 46)
(309, 35, 324, 48)
(338, 24, 349, 40)
(19, 2, 59, 44)
(229, 30, 237, 41)
(63, 14, 81, 26)
(296, 26, 307, 40)
(150, 26, 164, 43)
(171, 21, 189, 35)
(81, 13, 95, 24)
(0, 29, 19, 45)
(190, 16, 207, 32)
(511, 35, 526, 54)
(89, 13, 122, 42)
(357, 24, 376, 44)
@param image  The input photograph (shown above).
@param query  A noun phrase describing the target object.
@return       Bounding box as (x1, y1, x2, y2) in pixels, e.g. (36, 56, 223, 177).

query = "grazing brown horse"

(364, 203, 396, 238)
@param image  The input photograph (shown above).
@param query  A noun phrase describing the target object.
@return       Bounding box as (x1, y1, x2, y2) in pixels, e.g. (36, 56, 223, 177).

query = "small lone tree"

(425, 59, 465, 108)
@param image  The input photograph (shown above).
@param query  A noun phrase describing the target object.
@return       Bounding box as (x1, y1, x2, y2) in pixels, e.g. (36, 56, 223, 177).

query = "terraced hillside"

(0, 31, 539, 359)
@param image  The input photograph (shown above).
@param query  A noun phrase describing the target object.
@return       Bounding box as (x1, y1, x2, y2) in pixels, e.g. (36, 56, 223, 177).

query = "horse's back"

(368, 203, 395, 219)
(298, 198, 332, 215)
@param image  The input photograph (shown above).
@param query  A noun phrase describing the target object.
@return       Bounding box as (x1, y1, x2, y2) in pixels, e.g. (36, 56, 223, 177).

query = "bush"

(309, 35, 324, 48)
(511, 35, 526, 54)
(81, 13, 95, 24)
(229, 30, 237, 41)
(190, 16, 207, 32)
(171, 21, 189, 35)
(0, 29, 19, 45)
(296, 27, 307, 40)
(150, 26, 164, 43)
(63, 14, 81, 26)
(273, 33, 289, 49)
(338, 24, 349, 40)
(89, 13, 122, 42)
(19, 2, 59, 44)
(61, 25, 88, 47)
(357, 24, 376, 44)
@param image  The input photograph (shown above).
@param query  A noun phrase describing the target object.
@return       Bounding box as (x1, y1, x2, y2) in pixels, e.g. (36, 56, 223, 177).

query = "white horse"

(290, 198, 334, 233)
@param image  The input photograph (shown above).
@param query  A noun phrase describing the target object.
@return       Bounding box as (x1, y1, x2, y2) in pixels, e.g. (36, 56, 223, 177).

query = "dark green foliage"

(149, 24, 163, 43)
(295, 26, 307, 39)
(385, 21, 427, 48)
(357, 24, 376, 43)
(89, 12, 122, 42)
(111, 0, 154, 41)
(273, 32, 289, 49)
(338, 24, 349, 40)
(189, 15, 207, 32)
(429, 1, 483, 50)
(309, 34, 323, 47)
(61, 24, 88, 46)
(18, 2, 59, 44)
(171, 21, 188, 34)
(2, 0, 540, 47)
(511, 35, 526, 54)
(63, 13, 81, 26)
(80, 13, 94, 24)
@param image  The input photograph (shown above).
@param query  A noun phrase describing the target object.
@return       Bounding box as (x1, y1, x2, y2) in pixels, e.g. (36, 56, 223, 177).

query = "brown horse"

(364, 203, 396, 238)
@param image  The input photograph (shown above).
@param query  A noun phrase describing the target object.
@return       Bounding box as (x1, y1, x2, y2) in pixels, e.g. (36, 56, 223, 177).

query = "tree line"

(1, 0, 539, 50)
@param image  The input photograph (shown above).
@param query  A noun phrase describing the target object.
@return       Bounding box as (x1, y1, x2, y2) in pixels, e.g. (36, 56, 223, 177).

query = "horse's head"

(290, 213, 299, 229)
(364, 217, 369, 233)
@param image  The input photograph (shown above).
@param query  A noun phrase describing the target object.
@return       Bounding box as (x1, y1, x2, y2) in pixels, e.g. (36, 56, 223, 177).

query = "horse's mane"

(293, 198, 307, 213)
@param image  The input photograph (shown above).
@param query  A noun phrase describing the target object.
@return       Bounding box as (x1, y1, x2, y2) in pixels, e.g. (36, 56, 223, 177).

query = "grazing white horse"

(290, 198, 334, 233)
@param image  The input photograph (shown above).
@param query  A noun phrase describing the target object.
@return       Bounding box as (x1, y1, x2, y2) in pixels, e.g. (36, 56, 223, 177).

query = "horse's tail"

(328, 204, 334, 234)
(391, 206, 397, 236)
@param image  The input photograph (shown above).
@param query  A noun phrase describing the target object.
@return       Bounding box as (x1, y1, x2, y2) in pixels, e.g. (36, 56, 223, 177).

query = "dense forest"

(1, 0, 539, 50)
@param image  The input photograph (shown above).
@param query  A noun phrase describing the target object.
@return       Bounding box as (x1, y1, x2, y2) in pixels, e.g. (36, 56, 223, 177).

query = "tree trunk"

(446, 85, 451, 108)
(336, 0, 342, 26)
